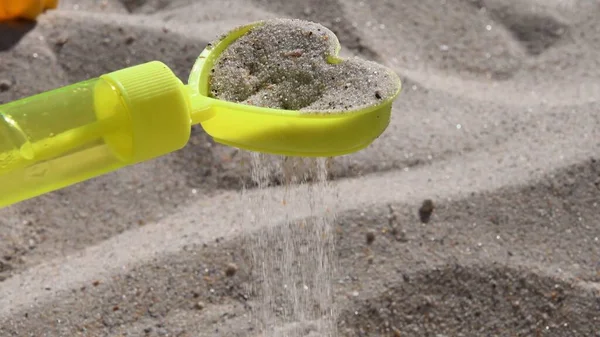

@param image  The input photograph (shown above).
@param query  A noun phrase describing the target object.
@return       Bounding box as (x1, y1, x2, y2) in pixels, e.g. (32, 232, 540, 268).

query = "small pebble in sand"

(419, 199, 435, 223)
(124, 35, 136, 45)
(209, 18, 400, 113)
(194, 302, 205, 310)
(54, 35, 69, 47)
(0, 79, 11, 92)
(225, 263, 238, 277)
(365, 230, 376, 245)
(0, 260, 12, 272)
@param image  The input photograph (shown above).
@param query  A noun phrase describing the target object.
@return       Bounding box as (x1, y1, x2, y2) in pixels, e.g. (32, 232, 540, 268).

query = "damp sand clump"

(209, 18, 400, 113)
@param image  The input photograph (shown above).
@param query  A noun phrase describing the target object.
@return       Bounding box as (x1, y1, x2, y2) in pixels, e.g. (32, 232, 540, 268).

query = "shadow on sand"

(0, 20, 36, 51)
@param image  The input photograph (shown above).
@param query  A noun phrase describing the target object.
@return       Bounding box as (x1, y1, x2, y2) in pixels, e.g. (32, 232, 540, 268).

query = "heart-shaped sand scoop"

(0, 19, 401, 208)
(188, 18, 402, 157)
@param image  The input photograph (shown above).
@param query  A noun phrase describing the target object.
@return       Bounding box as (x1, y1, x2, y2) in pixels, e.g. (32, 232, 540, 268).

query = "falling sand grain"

(245, 154, 338, 337)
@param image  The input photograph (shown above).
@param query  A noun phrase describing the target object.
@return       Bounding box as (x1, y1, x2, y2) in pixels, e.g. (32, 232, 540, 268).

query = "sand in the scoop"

(209, 19, 400, 113)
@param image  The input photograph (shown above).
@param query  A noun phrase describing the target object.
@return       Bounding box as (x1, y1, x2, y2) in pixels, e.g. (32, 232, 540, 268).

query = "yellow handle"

(0, 62, 192, 208)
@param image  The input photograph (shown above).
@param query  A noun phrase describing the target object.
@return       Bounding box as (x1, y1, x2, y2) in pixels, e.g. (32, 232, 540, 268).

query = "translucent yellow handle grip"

(0, 78, 131, 207)
(0, 61, 192, 208)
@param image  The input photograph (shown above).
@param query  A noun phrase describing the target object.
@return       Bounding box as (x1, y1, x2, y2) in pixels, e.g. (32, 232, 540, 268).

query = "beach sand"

(1, 0, 599, 336)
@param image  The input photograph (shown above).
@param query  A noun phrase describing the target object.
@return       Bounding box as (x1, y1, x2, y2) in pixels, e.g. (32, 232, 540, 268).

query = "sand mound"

(1, 0, 599, 336)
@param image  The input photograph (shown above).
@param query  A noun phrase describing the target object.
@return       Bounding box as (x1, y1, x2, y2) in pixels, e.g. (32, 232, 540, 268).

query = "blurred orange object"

(0, 0, 58, 21)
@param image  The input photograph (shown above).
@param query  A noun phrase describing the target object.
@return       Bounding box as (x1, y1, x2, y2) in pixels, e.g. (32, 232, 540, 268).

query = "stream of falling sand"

(245, 153, 339, 337)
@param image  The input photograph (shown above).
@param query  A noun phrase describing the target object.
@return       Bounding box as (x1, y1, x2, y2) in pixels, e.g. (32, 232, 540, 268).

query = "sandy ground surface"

(1, 0, 600, 336)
